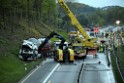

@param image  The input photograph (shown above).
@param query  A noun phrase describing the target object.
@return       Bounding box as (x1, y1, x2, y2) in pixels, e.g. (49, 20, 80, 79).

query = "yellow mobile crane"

(57, 0, 98, 57)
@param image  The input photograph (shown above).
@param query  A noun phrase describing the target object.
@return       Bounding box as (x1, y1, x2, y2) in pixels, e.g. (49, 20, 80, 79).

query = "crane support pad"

(57, 49, 63, 61)
(68, 49, 74, 61)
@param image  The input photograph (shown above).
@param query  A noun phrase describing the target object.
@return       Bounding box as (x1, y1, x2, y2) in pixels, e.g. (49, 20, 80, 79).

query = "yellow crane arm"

(57, 0, 90, 40)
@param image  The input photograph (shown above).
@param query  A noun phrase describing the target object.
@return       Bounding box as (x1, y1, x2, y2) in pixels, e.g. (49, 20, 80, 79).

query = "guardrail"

(112, 33, 124, 82)
(113, 49, 124, 82)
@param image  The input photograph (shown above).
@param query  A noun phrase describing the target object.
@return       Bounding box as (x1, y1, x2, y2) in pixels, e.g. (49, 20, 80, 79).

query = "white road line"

(42, 63, 60, 83)
(21, 66, 39, 83)
(57, 66, 61, 71)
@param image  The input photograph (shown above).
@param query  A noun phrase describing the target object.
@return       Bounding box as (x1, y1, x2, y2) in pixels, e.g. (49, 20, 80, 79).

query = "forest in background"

(59, 2, 124, 29)
(0, 0, 124, 32)
(0, 0, 58, 32)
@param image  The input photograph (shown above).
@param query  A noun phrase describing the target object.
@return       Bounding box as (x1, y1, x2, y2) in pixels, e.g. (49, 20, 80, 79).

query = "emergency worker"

(99, 43, 105, 52)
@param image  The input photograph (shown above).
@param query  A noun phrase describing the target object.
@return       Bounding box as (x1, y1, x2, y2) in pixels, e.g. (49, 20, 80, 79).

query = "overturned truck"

(19, 38, 41, 61)
(19, 38, 53, 61)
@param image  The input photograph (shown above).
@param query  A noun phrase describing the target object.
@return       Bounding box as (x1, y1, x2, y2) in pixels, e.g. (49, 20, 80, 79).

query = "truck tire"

(83, 55, 86, 58)
(33, 49, 38, 60)
(53, 50, 58, 62)
(23, 57, 28, 61)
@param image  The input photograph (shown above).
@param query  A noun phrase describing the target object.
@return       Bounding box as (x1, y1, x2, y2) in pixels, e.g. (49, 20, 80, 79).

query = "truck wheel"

(54, 58, 58, 62)
(33, 49, 38, 60)
(54, 50, 62, 62)
(63, 51, 69, 62)
(53, 50, 58, 62)
(24, 57, 28, 61)
(33, 55, 37, 60)
(83, 55, 86, 58)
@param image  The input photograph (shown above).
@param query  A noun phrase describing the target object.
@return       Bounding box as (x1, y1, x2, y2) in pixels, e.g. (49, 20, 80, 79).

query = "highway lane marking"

(42, 63, 60, 83)
(20, 66, 39, 83)
(57, 65, 61, 71)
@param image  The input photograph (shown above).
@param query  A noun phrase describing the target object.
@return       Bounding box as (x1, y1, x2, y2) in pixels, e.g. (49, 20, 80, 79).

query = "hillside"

(0, 18, 58, 82)
(58, 2, 124, 27)
(58, 2, 96, 16)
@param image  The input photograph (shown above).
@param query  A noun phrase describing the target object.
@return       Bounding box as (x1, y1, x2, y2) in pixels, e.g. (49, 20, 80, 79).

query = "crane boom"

(57, 0, 90, 39)
(38, 31, 74, 62)
(38, 31, 65, 53)
(57, 0, 98, 47)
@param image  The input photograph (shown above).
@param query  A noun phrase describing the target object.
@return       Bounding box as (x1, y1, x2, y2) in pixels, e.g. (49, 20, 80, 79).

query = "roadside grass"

(0, 31, 43, 83)
(0, 54, 27, 83)
(117, 45, 124, 67)
(0, 53, 43, 83)
(121, 32, 124, 37)
(111, 45, 124, 83)
(50, 30, 69, 42)
(59, 31, 69, 40)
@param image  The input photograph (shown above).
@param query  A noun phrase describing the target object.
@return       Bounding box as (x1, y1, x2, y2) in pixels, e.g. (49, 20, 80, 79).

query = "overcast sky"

(77, 0, 124, 8)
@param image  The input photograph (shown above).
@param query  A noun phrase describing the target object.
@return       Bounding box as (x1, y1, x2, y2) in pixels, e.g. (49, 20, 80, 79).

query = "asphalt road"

(19, 59, 58, 83)
(80, 53, 116, 83)
(19, 53, 115, 83)
(47, 61, 83, 83)
(18, 26, 119, 83)
(19, 58, 83, 83)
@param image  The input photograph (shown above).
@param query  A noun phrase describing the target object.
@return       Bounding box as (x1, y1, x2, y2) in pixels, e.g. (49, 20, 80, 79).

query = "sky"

(77, 0, 124, 8)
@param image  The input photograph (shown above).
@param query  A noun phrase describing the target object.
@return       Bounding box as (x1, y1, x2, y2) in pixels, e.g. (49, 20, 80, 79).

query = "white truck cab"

(19, 38, 41, 61)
